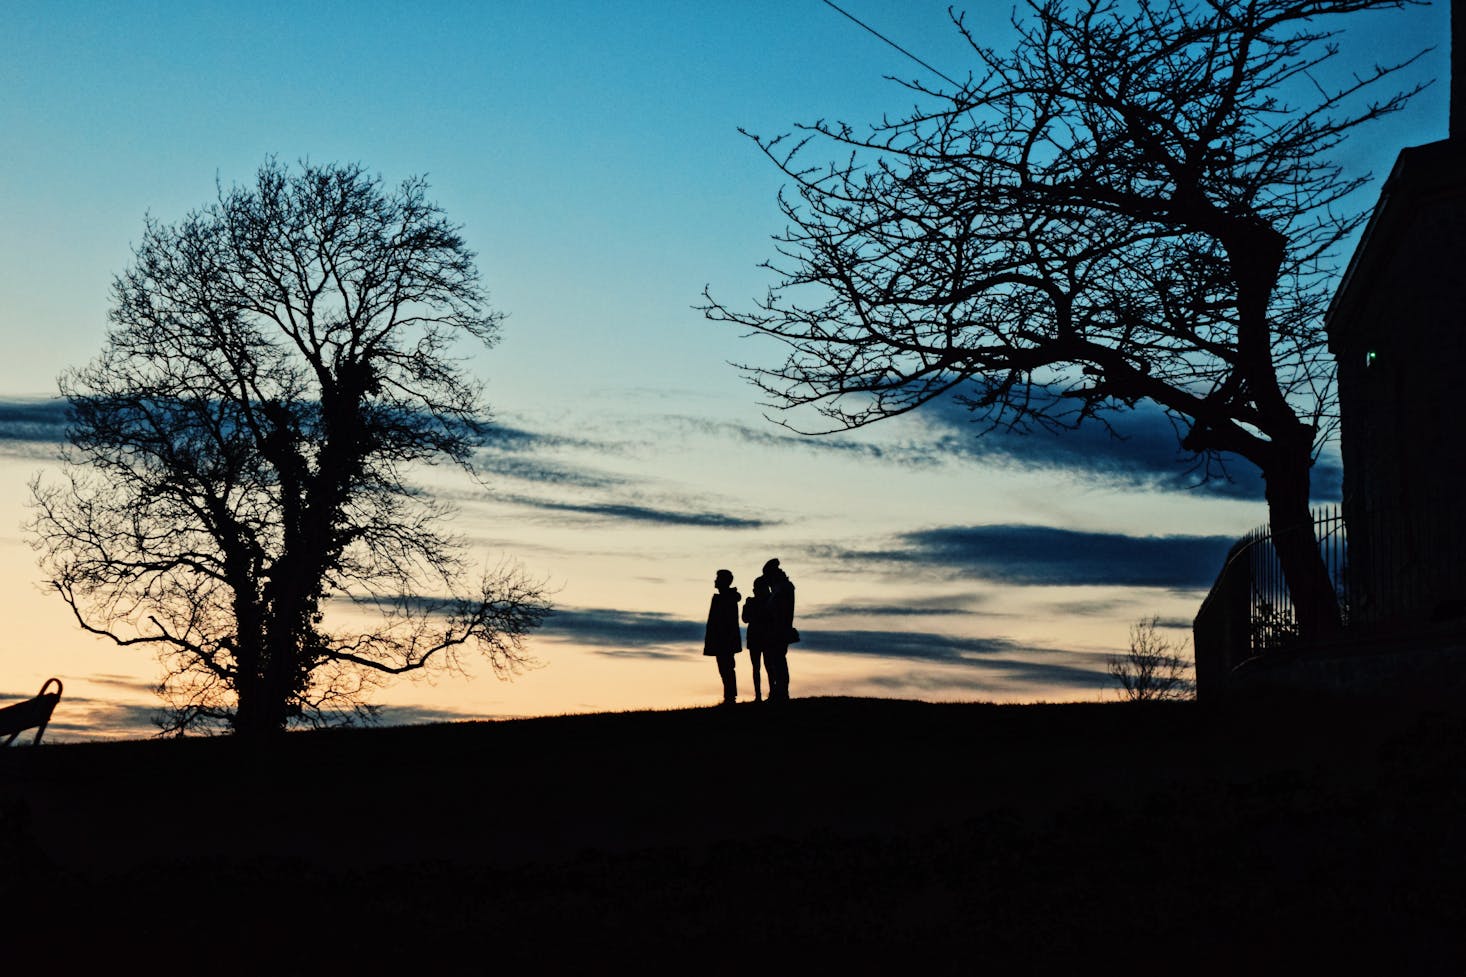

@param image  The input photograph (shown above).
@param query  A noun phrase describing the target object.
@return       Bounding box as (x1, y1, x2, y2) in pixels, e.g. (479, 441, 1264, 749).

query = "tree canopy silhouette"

(704, 0, 1429, 640)
(29, 159, 551, 737)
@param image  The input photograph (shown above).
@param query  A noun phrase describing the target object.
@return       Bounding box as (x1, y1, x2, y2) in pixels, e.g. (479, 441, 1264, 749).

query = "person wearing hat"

(703, 568, 743, 705)
(760, 558, 797, 702)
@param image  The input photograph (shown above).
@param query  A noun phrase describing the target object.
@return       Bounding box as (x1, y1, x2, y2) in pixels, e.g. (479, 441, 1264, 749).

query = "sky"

(0, 0, 1450, 740)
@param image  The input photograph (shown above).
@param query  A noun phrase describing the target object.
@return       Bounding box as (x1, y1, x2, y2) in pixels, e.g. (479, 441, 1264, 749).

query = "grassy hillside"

(3, 696, 1464, 971)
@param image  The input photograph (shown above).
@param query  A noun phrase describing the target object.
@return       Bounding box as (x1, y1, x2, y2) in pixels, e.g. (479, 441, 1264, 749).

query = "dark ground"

(3, 695, 1465, 972)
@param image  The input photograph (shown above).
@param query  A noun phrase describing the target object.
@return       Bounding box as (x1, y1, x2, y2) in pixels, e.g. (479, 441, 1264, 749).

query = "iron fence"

(1194, 494, 1466, 698)
(1236, 505, 1347, 654)
(1207, 492, 1466, 658)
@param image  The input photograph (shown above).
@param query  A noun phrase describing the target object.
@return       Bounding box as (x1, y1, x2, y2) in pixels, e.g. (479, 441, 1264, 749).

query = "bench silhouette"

(0, 679, 63, 746)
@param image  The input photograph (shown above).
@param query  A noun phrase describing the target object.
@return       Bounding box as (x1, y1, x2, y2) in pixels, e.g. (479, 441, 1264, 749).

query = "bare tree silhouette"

(705, 0, 1430, 641)
(1110, 617, 1193, 701)
(30, 160, 551, 737)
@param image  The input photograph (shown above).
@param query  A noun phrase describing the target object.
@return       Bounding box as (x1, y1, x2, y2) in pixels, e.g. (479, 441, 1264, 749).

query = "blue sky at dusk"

(0, 1, 1450, 739)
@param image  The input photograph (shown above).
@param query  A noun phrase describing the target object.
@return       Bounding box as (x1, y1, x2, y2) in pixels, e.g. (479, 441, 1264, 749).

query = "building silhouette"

(1327, 137, 1466, 629)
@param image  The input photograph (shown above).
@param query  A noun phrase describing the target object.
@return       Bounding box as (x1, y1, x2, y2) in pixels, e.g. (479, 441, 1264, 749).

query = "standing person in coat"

(704, 568, 743, 705)
(761, 558, 797, 703)
(742, 575, 775, 702)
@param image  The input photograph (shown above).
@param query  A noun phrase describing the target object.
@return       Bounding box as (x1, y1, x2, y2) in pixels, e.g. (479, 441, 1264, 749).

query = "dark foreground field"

(3, 695, 1465, 972)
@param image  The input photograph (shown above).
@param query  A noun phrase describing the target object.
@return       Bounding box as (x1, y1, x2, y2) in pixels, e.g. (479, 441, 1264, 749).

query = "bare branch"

(705, 0, 1429, 640)
(29, 160, 551, 737)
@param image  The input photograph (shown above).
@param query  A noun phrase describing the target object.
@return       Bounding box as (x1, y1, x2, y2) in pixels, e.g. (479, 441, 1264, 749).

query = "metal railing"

(1194, 493, 1466, 697)
(1237, 504, 1348, 653)
(1193, 506, 1346, 696)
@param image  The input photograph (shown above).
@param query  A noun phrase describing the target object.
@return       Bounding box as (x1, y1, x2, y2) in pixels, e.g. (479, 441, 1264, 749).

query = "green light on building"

(1365, 349, 1378, 368)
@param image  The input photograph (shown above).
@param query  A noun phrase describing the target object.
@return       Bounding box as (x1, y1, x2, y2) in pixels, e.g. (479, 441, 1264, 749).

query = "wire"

(819, 0, 963, 89)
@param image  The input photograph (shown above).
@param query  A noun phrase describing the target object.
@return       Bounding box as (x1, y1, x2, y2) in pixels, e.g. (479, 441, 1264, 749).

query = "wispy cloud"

(795, 626, 1111, 687)
(801, 592, 994, 619)
(471, 418, 645, 492)
(77, 673, 157, 694)
(1042, 596, 1145, 618)
(540, 607, 703, 652)
(0, 397, 68, 458)
(471, 415, 774, 529)
(803, 603, 974, 619)
(662, 414, 931, 463)
(25, 694, 160, 742)
(372, 704, 513, 725)
(501, 496, 773, 529)
(0, 398, 68, 442)
(650, 399, 1343, 502)
(475, 456, 629, 492)
(822, 523, 1236, 589)
(477, 419, 607, 454)
(906, 396, 1344, 501)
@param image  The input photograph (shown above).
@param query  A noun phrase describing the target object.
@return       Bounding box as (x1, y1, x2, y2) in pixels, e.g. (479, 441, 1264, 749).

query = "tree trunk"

(253, 595, 307, 739)
(1222, 223, 1340, 645)
(1263, 446, 1342, 644)
(233, 624, 296, 740)
(234, 679, 292, 739)
(231, 670, 276, 739)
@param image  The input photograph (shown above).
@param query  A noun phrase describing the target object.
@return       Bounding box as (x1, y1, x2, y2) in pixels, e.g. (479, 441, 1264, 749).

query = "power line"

(819, 0, 963, 89)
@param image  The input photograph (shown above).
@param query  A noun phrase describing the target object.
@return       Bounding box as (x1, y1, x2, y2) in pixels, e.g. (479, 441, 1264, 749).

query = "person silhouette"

(704, 568, 743, 705)
(761, 558, 796, 703)
(742, 575, 775, 702)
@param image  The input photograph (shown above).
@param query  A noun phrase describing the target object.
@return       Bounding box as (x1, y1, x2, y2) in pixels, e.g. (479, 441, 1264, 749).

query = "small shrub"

(1252, 600, 1301, 652)
(1109, 616, 1194, 702)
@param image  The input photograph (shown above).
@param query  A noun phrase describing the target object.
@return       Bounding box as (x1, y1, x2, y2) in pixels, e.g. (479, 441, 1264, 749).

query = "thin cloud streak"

(908, 396, 1345, 501)
(472, 456, 629, 492)
(540, 607, 703, 650)
(662, 414, 944, 467)
(0, 398, 69, 443)
(800, 625, 1085, 663)
(802, 592, 993, 619)
(803, 604, 975, 619)
(501, 496, 772, 528)
(33, 696, 160, 742)
(654, 401, 1343, 503)
(801, 626, 1111, 689)
(825, 524, 1236, 589)
(373, 704, 515, 725)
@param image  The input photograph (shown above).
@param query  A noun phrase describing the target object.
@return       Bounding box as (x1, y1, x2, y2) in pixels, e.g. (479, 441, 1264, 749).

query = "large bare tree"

(30, 160, 551, 737)
(705, 0, 1429, 640)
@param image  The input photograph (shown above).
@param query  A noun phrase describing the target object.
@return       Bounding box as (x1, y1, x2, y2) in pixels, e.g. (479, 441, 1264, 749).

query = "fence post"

(1194, 538, 1254, 700)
